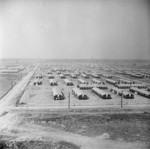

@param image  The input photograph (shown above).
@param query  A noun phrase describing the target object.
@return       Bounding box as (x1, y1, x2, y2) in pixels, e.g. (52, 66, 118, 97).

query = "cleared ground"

(0, 111, 150, 149)
(0, 61, 150, 149)
(18, 67, 150, 109)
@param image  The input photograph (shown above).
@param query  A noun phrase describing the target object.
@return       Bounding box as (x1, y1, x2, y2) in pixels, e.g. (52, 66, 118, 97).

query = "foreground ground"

(0, 110, 150, 149)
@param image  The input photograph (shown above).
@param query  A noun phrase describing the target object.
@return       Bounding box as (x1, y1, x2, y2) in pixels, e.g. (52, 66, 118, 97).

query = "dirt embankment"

(0, 111, 150, 149)
(26, 112, 150, 143)
(0, 140, 80, 149)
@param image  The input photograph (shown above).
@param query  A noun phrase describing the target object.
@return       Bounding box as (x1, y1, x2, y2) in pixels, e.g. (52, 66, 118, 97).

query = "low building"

(34, 78, 42, 85)
(118, 79, 134, 84)
(130, 73, 144, 78)
(81, 73, 89, 79)
(115, 83, 147, 89)
(105, 79, 118, 85)
(1, 69, 19, 73)
(72, 87, 88, 99)
(92, 79, 105, 85)
(101, 73, 112, 78)
(142, 74, 150, 79)
(71, 74, 78, 79)
(92, 87, 111, 99)
(36, 74, 43, 79)
(52, 88, 64, 100)
(49, 79, 57, 86)
(78, 84, 107, 90)
(48, 74, 54, 79)
(130, 87, 150, 98)
(47, 71, 52, 75)
(64, 79, 73, 86)
(91, 74, 100, 78)
(111, 87, 134, 99)
(59, 74, 66, 79)
(78, 79, 88, 84)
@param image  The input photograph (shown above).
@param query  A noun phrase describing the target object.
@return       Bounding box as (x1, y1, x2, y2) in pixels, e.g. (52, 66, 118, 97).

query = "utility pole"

(68, 91, 70, 110)
(121, 91, 123, 108)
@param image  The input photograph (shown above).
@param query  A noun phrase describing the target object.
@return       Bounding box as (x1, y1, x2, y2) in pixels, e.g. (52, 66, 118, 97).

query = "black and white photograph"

(0, 0, 150, 148)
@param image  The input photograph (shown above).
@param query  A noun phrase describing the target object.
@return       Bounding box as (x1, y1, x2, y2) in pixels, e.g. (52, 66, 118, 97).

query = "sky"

(0, 0, 150, 59)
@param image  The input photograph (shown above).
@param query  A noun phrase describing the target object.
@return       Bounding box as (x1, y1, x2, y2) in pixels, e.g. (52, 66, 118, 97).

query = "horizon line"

(0, 58, 150, 61)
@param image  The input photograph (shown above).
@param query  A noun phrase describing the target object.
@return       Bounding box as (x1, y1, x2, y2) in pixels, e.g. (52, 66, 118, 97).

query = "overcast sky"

(0, 0, 150, 59)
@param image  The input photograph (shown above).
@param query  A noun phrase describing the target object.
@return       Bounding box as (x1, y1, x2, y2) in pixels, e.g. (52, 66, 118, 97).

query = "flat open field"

(0, 59, 150, 149)
(18, 63, 150, 109)
(0, 73, 23, 99)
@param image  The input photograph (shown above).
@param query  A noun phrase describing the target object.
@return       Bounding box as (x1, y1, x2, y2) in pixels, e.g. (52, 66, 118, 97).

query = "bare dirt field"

(0, 61, 150, 149)
(0, 111, 150, 149)
(18, 67, 150, 110)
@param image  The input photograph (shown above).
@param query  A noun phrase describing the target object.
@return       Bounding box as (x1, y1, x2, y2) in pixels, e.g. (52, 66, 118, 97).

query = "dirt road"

(0, 65, 38, 115)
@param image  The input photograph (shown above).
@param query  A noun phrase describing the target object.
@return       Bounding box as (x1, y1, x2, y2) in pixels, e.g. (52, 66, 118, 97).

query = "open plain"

(0, 59, 150, 149)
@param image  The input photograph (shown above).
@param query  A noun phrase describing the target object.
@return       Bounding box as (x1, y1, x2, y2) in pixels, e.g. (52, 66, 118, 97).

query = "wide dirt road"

(0, 65, 38, 114)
